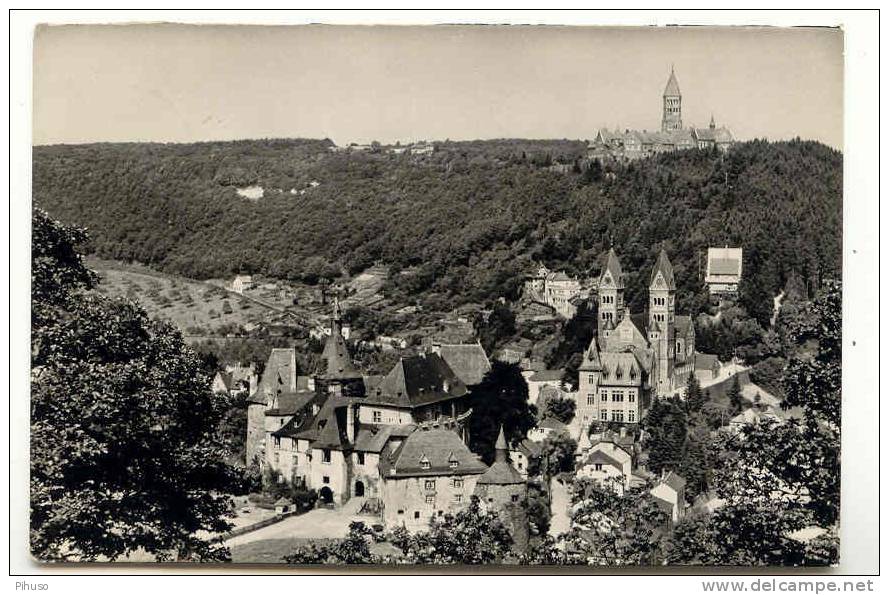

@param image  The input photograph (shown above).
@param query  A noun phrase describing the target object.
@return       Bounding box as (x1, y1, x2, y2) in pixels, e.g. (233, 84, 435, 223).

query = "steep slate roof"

(664, 68, 681, 96)
(529, 369, 564, 383)
(365, 353, 467, 408)
(380, 427, 488, 478)
(434, 343, 492, 386)
(581, 450, 623, 471)
(538, 417, 568, 432)
(694, 352, 720, 371)
(320, 308, 361, 380)
(649, 250, 677, 290)
(662, 471, 687, 492)
(706, 247, 743, 277)
(477, 427, 524, 486)
(265, 390, 317, 417)
(353, 424, 416, 453)
(599, 352, 644, 387)
(249, 348, 297, 404)
(515, 438, 543, 458)
(600, 249, 625, 288)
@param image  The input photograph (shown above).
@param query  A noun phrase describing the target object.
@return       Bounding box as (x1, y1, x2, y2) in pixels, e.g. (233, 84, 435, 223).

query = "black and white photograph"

(9, 9, 880, 582)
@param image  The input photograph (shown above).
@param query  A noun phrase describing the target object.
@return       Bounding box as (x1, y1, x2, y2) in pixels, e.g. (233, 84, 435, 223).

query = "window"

(628, 411, 636, 423)
(424, 479, 436, 491)
(322, 449, 331, 464)
(414, 511, 420, 519)
(356, 452, 365, 465)
(594, 463, 603, 471)
(449, 459, 459, 469)
(587, 374, 595, 384)
(601, 393, 607, 402)
(322, 475, 330, 484)
(600, 410, 608, 421)
(511, 494, 519, 503)
(454, 494, 463, 503)
(372, 410, 382, 423)
(587, 394, 595, 405)
(612, 391, 624, 403)
(420, 456, 430, 470)
(452, 478, 464, 489)
(425, 495, 435, 505)
(274, 436, 281, 448)
(628, 392, 636, 403)
(397, 509, 404, 515)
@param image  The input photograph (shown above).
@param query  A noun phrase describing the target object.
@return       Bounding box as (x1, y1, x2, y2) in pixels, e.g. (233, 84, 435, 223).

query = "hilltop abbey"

(587, 67, 735, 161)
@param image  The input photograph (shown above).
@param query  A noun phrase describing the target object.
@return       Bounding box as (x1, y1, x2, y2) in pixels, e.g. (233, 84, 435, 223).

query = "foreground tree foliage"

(31, 209, 242, 562)
(522, 478, 668, 565)
(665, 282, 841, 566)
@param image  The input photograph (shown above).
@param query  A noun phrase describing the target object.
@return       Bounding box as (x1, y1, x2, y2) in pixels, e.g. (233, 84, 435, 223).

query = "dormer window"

(448, 453, 459, 469)
(420, 455, 430, 470)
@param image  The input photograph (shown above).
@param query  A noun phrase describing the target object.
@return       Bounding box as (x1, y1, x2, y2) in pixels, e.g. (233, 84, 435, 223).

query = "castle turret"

(662, 66, 683, 132)
(316, 297, 365, 397)
(474, 426, 529, 553)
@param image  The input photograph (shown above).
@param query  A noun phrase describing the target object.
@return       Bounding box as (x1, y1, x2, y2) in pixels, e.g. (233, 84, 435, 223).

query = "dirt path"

(548, 477, 571, 538)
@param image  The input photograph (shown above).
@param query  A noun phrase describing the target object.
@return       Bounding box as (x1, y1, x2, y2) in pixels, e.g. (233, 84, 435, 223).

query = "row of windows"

(587, 391, 636, 404)
(599, 410, 636, 422)
(423, 478, 464, 491)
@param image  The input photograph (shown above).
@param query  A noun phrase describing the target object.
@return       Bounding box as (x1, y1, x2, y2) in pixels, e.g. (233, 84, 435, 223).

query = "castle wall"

(245, 403, 266, 467)
(380, 474, 480, 532)
(474, 483, 530, 553)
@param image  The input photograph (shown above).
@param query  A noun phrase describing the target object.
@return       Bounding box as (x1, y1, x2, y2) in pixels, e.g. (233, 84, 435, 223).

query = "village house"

(523, 369, 565, 407)
(211, 363, 257, 398)
(575, 427, 635, 495)
(523, 264, 591, 319)
(230, 274, 255, 294)
(509, 438, 543, 479)
(527, 417, 569, 443)
(705, 246, 744, 296)
(650, 471, 688, 524)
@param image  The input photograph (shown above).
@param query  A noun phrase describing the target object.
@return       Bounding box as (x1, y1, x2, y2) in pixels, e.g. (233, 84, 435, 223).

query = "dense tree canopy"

(30, 209, 242, 562)
(34, 139, 842, 314)
(468, 361, 537, 464)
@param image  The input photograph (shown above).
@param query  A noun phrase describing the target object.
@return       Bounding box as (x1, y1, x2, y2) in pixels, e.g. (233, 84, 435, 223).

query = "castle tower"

(648, 250, 677, 396)
(597, 248, 626, 340)
(316, 297, 365, 397)
(662, 67, 683, 132)
(474, 427, 529, 553)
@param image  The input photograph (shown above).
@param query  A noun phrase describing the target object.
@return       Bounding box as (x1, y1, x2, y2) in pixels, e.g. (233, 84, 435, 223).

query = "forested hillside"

(33, 138, 842, 321)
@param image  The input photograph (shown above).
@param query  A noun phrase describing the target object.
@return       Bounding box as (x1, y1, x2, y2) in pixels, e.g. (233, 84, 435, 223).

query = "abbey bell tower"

(661, 66, 683, 132)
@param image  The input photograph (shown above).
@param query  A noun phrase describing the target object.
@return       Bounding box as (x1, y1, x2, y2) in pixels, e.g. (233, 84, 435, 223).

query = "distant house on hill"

(705, 247, 743, 296)
(230, 275, 255, 294)
(212, 364, 257, 398)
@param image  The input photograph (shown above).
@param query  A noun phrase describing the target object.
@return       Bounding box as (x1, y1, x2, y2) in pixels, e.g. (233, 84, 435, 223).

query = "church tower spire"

(597, 248, 626, 339)
(662, 66, 683, 132)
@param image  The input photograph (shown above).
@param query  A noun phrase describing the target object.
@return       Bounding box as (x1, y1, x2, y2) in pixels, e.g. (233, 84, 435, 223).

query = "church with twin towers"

(573, 248, 699, 432)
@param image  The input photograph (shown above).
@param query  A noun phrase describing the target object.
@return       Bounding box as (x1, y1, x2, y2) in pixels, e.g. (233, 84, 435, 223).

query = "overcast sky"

(33, 24, 843, 149)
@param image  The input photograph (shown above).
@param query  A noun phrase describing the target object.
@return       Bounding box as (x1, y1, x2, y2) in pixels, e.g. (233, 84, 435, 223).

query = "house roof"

(537, 417, 568, 432)
(478, 427, 524, 485)
(650, 250, 677, 290)
(694, 352, 720, 371)
(581, 450, 623, 471)
(662, 471, 687, 492)
(706, 247, 743, 277)
(663, 67, 681, 96)
(265, 390, 316, 417)
(364, 353, 467, 409)
(433, 343, 491, 386)
(353, 423, 416, 453)
(514, 438, 543, 457)
(380, 427, 488, 478)
(599, 352, 644, 387)
(529, 369, 564, 383)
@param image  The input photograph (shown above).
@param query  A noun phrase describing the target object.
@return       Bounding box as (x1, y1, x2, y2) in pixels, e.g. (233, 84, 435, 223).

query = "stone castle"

(245, 299, 528, 550)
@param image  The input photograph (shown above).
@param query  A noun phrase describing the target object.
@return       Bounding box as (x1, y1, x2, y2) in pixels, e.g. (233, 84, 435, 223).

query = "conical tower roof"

(477, 426, 524, 485)
(649, 249, 676, 290)
(663, 67, 681, 97)
(599, 248, 625, 289)
(320, 298, 361, 380)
